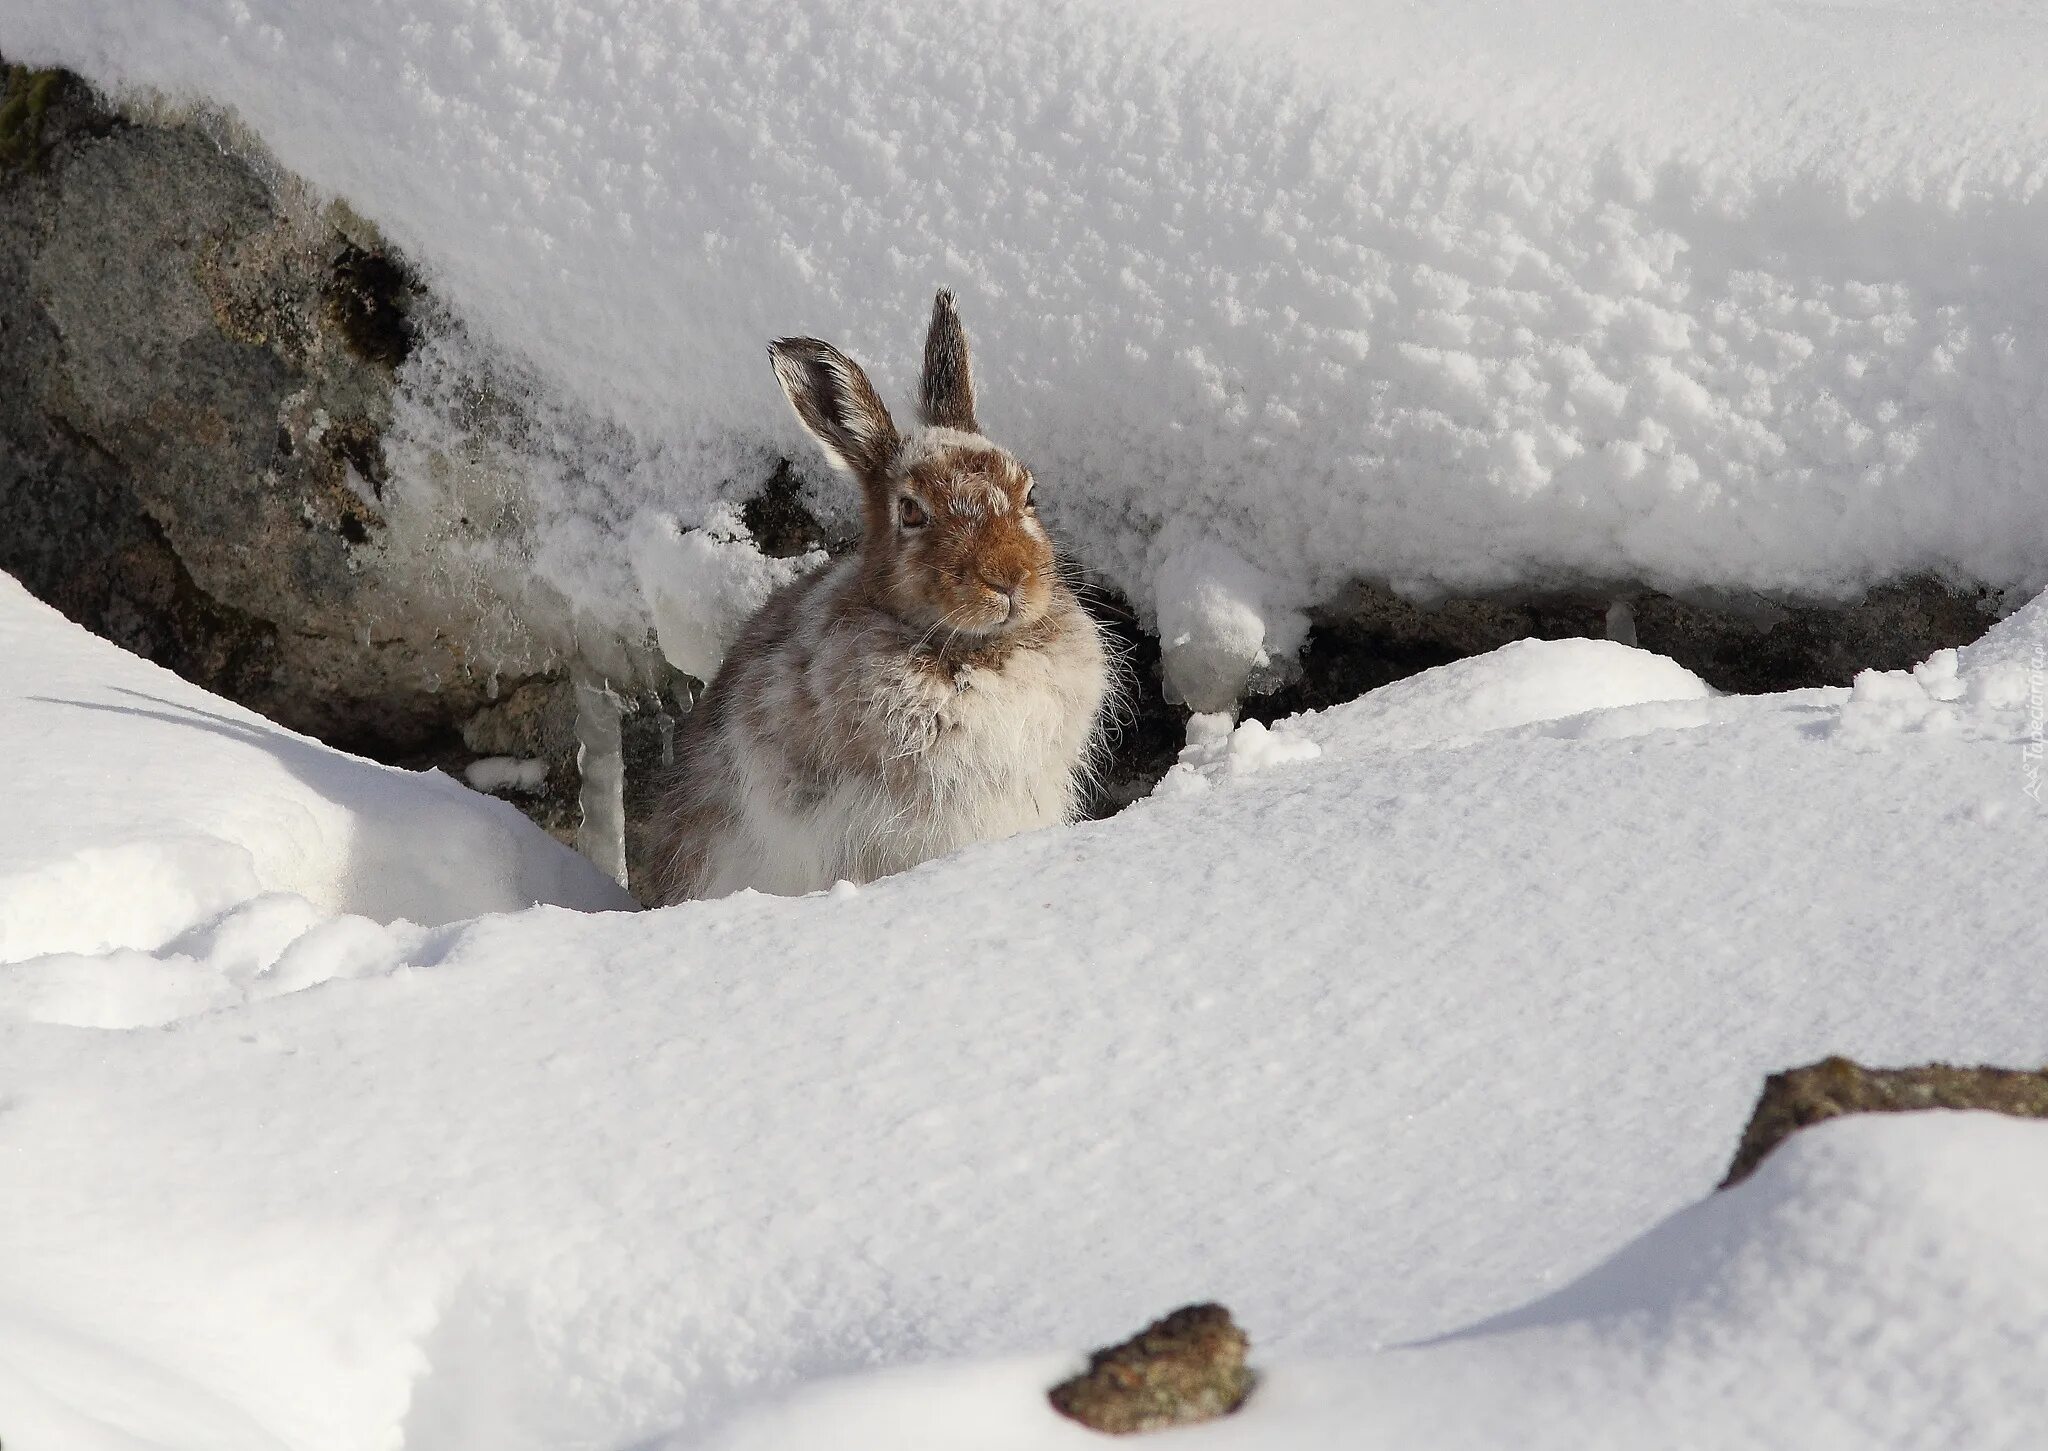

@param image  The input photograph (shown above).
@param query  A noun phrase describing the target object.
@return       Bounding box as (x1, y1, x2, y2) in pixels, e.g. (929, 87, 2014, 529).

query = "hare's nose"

(980, 574, 1022, 606)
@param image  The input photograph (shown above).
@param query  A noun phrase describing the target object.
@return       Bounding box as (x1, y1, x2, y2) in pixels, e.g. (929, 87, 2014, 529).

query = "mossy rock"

(1049, 1303, 1254, 1435)
(0, 64, 62, 171)
(1723, 1055, 2048, 1187)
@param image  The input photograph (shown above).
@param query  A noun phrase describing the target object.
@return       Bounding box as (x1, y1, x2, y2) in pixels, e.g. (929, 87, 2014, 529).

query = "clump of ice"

(1152, 712, 1322, 798)
(464, 757, 550, 795)
(629, 505, 824, 684)
(1828, 607, 2047, 751)
(573, 667, 630, 889)
(1152, 535, 1309, 712)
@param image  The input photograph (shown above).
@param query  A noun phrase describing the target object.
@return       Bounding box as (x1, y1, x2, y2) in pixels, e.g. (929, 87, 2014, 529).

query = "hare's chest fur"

(678, 571, 1107, 900)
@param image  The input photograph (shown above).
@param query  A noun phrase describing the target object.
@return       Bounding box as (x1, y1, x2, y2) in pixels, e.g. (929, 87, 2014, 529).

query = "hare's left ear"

(918, 288, 978, 432)
(768, 337, 900, 479)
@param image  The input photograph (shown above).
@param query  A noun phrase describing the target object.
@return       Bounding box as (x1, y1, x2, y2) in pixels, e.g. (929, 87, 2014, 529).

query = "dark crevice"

(741, 458, 850, 557)
(323, 245, 418, 369)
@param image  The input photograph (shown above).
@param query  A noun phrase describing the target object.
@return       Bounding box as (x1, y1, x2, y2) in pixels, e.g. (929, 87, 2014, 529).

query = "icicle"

(573, 662, 628, 888)
(1605, 599, 1638, 647)
(658, 710, 675, 770)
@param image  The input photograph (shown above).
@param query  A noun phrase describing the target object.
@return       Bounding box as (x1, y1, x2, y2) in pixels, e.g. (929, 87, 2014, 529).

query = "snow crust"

(3, 573, 2045, 1449)
(10, 0, 2048, 686)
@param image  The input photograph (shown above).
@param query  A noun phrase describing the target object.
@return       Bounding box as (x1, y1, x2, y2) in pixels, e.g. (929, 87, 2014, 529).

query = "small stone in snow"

(1048, 1303, 1254, 1435)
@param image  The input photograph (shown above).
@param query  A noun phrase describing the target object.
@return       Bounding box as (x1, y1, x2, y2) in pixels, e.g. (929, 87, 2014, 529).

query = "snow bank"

(2, 593, 2043, 1447)
(10, 0, 2048, 685)
(0, 574, 629, 979)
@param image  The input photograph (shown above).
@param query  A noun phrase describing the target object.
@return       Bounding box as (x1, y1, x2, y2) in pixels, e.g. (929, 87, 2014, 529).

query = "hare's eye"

(897, 495, 929, 529)
(1021, 482, 1036, 509)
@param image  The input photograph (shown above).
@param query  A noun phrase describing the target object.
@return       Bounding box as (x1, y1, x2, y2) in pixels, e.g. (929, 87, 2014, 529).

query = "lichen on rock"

(0, 64, 62, 171)
(1048, 1303, 1255, 1436)
(1722, 1055, 2048, 1187)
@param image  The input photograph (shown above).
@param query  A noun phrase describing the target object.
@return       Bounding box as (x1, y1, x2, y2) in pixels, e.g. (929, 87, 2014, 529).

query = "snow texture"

(10, 0, 2048, 689)
(700, 1114, 2048, 1450)
(3, 569, 2045, 1448)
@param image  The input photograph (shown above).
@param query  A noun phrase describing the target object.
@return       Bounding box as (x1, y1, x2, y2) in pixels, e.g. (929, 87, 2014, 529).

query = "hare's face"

(879, 433, 1055, 638)
(769, 290, 1061, 641)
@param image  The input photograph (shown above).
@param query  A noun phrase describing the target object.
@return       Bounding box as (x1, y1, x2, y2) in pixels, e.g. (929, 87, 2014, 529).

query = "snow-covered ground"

(11, 0, 2048, 688)
(3, 574, 2044, 1449)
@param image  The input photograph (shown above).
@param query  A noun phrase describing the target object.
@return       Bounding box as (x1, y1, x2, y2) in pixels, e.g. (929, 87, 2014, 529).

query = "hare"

(649, 290, 1110, 903)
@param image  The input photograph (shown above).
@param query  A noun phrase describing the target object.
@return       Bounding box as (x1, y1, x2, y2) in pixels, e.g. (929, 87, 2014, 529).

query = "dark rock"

(740, 458, 848, 558)
(1048, 1304, 1254, 1436)
(1722, 1055, 2048, 1187)
(323, 244, 418, 370)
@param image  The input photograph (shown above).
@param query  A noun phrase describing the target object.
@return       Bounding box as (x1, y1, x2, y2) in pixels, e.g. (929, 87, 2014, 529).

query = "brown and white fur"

(649, 291, 1109, 904)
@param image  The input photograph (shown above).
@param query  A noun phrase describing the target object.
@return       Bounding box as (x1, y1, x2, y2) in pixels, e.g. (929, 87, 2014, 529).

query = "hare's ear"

(918, 288, 978, 432)
(769, 338, 900, 477)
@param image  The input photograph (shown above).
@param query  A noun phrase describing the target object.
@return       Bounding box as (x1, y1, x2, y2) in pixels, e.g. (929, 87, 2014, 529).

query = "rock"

(1048, 1303, 1254, 1436)
(0, 57, 548, 758)
(1722, 1055, 2048, 1188)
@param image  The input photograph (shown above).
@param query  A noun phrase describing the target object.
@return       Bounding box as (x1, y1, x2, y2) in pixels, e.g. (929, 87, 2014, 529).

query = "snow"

(7, 0, 2048, 1434)
(3, 566, 2045, 1448)
(702, 1114, 2048, 1450)
(11, 0, 2048, 690)
(1292, 635, 1717, 753)
(0, 573, 629, 975)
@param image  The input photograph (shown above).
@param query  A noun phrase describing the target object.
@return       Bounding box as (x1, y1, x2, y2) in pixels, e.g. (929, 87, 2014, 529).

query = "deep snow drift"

(2, 576, 2044, 1449)
(9, 0, 2048, 690)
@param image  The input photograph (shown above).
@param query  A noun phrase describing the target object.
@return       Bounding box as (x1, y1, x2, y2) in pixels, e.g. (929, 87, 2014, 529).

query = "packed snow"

(3, 573, 2045, 1448)
(10, 0, 2048, 690)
